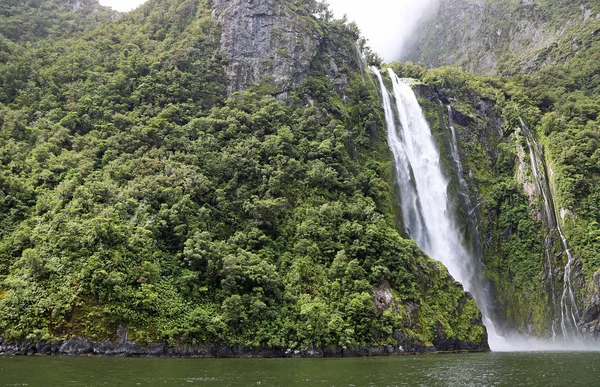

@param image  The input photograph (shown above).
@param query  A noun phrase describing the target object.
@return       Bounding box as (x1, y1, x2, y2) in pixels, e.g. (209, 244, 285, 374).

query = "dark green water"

(1, 352, 599, 386)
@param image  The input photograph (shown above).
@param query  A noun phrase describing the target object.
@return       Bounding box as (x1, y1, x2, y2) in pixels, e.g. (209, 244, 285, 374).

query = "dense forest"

(0, 0, 598, 355)
(0, 0, 486, 354)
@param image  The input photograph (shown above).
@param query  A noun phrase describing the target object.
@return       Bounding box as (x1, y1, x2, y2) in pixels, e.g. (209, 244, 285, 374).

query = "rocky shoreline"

(0, 336, 488, 358)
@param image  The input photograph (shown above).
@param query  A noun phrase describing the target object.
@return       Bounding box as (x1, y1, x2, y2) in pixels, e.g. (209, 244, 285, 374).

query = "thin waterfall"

(446, 105, 484, 255)
(371, 67, 504, 349)
(519, 118, 580, 340)
(448, 106, 468, 194)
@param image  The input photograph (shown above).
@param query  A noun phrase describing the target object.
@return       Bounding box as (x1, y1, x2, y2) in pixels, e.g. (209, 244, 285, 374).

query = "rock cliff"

(581, 271, 600, 338)
(403, 0, 600, 75)
(212, 0, 322, 95)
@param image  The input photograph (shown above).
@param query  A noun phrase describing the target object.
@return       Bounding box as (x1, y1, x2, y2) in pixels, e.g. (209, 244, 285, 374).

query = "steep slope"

(406, 69, 558, 337)
(0, 0, 116, 43)
(213, 0, 320, 95)
(393, 0, 600, 340)
(0, 0, 487, 355)
(403, 0, 600, 75)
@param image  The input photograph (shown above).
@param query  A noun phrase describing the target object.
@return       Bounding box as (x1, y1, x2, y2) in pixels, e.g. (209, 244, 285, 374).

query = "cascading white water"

(372, 67, 504, 349)
(519, 119, 580, 341)
(371, 66, 595, 350)
(519, 120, 560, 341)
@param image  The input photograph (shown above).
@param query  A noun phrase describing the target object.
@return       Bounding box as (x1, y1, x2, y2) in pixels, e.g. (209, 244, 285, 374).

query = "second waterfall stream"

(371, 67, 507, 349)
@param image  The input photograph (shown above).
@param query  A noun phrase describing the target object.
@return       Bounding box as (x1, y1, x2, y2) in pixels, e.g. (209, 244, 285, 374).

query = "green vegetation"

(0, 0, 486, 351)
(405, 0, 600, 76)
(402, 65, 551, 334)
(0, 0, 116, 43)
(394, 2, 599, 333)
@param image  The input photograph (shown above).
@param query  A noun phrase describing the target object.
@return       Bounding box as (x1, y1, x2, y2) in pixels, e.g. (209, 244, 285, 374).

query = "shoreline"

(0, 337, 488, 358)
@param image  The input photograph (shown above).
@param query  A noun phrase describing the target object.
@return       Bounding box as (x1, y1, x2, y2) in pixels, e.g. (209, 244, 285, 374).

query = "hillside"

(0, 0, 116, 43)
(399, 0, 600, 339)
(0, 0, 487, 355)
(403, 0, 600, 75)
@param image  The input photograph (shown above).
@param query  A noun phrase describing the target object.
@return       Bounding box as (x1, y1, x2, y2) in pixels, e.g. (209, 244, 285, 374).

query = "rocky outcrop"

(0, 315, 486, 357)
(373, 281, 394, 313)
(580, 271, 600, 338)
(212, 0, 322, 95)
(403, 0, 598, 75)
(0, 336, 486, 357)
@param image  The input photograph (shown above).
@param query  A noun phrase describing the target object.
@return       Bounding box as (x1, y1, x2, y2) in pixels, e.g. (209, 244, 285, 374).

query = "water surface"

(1, 352, 599, 386)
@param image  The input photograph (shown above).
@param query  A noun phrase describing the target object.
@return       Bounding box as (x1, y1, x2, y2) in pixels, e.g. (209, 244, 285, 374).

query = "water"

(446, 104, 485, 284)
(372, 68, 503, 348)
(447, 106, 468, 194)
(519, 119, 580, 340)
(370, 67, 591, 350)
(1, 352, 600, 386)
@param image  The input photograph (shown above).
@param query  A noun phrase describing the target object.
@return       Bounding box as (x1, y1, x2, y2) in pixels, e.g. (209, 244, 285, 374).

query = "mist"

(326, 0, 440, 62)
(99, 0, 439, 62)
(99, 0, 146, 12)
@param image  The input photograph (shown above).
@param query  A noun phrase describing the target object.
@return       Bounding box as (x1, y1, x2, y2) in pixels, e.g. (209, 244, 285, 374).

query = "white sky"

(99, 0, 439, 62)
(326, 0, 439, 61)
(99, 0, 145, 12)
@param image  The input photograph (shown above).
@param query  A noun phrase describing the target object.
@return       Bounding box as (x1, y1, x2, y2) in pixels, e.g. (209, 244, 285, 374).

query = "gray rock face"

(2, 336, 476, 357)
(580, 270, 600, 338)
(402, 0, 594, 75)
(373, 281, 394, 313)
(213, 0, 322, 95)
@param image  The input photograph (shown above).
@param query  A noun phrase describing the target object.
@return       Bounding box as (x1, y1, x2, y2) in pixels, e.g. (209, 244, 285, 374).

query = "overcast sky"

(99, 0, 143, 12)
(98, 0, 438, 62)
(326, 0, 439, 61)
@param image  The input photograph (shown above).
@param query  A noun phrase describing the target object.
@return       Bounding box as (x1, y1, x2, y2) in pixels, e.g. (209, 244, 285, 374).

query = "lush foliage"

(0, 0, 115, 43)
(0, 0, 485, 350)
(400, 10, 599, 333)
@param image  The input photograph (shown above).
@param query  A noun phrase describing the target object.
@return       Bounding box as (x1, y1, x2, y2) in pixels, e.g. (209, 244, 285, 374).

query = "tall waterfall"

(372, 67, 504, 349)
(519, 119, 580, 341)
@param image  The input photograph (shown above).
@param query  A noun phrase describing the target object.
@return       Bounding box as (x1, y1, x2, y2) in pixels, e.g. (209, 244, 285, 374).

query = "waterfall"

(519, 118, 580, 341)
(370, 65, 594, 350)
(372, 67, 504, 349)
(446, 105, 484, 256)
(448, 106, 467, 192)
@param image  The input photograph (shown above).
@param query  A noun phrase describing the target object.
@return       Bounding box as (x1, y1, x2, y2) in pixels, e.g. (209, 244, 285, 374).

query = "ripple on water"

(1, 352, 600, 386)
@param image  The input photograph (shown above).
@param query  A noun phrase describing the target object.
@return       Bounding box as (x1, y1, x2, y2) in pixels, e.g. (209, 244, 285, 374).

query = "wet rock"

(0, 339, 34, 355)
(450, 107, 474, 126)
(580, 270, 600, 339)
(322, 346, 343, 357)
(60, 337, 93, 355)
(36, 341, 61, 355)
(1, 334, 481, 357)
